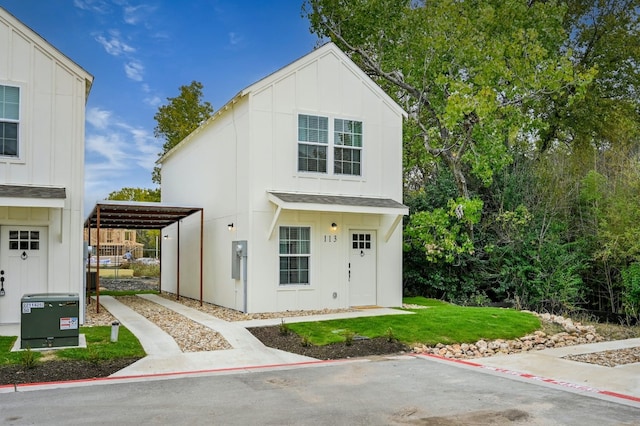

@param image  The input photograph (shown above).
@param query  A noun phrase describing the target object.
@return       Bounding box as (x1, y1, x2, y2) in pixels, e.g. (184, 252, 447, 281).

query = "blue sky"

(1, 0, 318, 214)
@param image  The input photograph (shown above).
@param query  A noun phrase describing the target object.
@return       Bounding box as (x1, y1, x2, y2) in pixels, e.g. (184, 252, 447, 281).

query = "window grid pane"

(298, 114, 328, 143)
(334, 119, 362, 147)
(0, 86, 20, 120)
(0, 85, 19, 157)
(298, 144, 327, 173)
(334, 147, 361, 176)
(279, 226, 311, 285)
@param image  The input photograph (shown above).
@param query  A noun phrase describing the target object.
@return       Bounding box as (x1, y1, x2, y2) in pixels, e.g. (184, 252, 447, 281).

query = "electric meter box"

(21, 293, 79, 349)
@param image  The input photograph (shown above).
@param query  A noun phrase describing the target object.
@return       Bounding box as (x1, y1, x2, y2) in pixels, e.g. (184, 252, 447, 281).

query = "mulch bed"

(248, 326, 410, 359)
(0, 358, 141, 386)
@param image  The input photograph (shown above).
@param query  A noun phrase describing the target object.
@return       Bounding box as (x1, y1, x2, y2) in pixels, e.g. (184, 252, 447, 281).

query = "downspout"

(242, 248, 247, 313)
(158, 233, 162, 293)
(200, 209, 204, 307)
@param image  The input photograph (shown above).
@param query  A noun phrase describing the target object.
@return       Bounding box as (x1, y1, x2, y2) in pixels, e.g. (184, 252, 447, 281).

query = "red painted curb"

(0, 358, 354, 391)
(413, 353, 640, 404)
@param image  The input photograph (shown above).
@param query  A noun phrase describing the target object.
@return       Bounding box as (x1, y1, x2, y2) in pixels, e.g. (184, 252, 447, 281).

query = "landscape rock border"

(413, 312, 605, 359)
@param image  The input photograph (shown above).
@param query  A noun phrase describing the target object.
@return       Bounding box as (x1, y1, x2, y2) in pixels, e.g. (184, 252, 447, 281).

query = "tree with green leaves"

(107, 187, 161, 202)
(152, 81, 213, 184)
(106, 187, 162, 257)
(305, 0, 594, 271)
(304, 0, 593, 200)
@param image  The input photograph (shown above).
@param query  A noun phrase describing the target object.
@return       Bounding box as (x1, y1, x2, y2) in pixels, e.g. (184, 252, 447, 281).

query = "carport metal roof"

(84, 200, 203, 230)
(84, 200, 204, 313)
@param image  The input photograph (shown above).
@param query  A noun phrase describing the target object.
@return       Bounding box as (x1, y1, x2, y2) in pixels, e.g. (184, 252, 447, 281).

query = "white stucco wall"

(0, 9, 91, 323)
(161, 44, 404, 313)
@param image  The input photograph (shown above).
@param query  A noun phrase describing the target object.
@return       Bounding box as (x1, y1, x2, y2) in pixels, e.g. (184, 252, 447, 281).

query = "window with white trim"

(0, 85, 19, 157)
(298, 114, 328, 173)
(334, 119, 362, 176)
(297, 114, 363, 176)
(279, 226, 310, 285)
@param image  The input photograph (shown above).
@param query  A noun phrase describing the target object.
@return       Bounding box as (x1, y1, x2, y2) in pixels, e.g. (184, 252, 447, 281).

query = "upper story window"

(297, 114, 362, 176)
(0, 85, 19, 158)
(334, 119, 362, 176)
(298, 114, 328, 173)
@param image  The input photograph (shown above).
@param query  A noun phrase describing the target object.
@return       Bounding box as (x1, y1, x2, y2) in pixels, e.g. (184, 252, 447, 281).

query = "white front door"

(0, 227, 48, 323)
(349, 230, 377, 306)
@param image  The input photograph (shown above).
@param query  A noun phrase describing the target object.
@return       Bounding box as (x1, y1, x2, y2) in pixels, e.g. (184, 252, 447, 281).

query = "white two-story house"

(0, 7, 93, 324)
(159, 43, 407, 313)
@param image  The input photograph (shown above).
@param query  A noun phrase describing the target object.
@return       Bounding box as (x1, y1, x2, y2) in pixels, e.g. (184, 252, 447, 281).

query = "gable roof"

(0, 7, 94, 98)
(159, 42, 406, 164)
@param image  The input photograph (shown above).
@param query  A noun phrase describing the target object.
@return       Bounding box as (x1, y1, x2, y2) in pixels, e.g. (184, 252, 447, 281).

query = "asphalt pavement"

(1, 354, 639, 425)
(0, 294, 639, 411)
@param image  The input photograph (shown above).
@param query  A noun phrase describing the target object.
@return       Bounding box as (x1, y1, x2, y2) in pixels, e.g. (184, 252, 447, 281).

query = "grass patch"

(56, 326, 145, 361)
(287, 297, 541, 347)
(0, 326, 145, 366)
(130, 263, 160, 277)
(0, 337, 43, 365)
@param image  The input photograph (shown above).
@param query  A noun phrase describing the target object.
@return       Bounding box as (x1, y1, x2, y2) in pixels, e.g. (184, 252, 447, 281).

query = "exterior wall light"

(331, 222, 337, 231)
(163, 235, 169, 240)
(228, 223, 234, 231)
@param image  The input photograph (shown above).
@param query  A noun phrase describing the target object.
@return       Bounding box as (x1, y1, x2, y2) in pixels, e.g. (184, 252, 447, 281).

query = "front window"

(334, 119, 362, 176)
(279, 226, 310, 285)
(297, 114, 363, 176)
(0, 85, 19, 157)
(298, 114, 328, 173)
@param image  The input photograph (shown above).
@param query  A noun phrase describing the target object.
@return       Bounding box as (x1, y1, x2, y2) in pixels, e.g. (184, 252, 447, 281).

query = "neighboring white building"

(0, 7, 93, 324)
(160, 43, 407, 313)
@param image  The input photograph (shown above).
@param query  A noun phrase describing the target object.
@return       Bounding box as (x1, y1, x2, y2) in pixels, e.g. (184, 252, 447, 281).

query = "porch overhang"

(267, 191, 409, 241)
(0, 184, 66, 208)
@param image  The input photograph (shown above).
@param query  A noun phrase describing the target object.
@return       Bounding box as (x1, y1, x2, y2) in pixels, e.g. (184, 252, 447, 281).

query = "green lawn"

(0, 296, 540, 365)
(0, 325, 145, 366)
(287, 297, 541, 346)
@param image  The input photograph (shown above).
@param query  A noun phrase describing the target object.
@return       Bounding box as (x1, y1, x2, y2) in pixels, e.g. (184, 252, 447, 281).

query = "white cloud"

(84, 111, 161, 213)
(124, 60, 144, 81)
(73, 0, 110, 13)
(144, 95, 162, 107)
(228, 32, 243, 47)
(95, 30, 136, 56)
(86, 107, 112, 130)
(123, 4, 156, 26)
(86, 133, 129, 168)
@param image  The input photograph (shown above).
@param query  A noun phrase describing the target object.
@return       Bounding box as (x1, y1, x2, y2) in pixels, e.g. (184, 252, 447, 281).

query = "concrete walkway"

(103, 294, 411, 377)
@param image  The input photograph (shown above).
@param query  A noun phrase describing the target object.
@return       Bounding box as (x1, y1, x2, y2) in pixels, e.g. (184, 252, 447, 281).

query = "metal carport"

(84, 200, 204, 312)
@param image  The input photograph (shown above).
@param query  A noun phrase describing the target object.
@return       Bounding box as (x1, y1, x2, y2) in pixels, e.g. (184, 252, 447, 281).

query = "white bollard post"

(110, 321, 120, 342)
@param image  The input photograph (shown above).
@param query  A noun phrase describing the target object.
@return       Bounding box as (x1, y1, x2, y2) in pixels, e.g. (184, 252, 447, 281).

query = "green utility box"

(21, 293, 79, 349)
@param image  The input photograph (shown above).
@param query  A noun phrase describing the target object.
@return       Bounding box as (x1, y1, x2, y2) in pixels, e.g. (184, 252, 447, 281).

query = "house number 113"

(324, 235, 337, 243)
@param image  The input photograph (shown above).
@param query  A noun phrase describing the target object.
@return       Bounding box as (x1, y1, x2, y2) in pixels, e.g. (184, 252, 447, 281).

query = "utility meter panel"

(231, 240, 247, 279)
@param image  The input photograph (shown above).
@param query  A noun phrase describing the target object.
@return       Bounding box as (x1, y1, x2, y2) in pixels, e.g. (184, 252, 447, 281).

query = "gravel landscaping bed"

(157, 292, 357, 322)
(115, 295, 232, 352)
(563, 347, 640, 367)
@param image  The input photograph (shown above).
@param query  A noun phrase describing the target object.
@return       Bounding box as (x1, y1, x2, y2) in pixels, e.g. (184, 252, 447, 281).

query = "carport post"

(95, 206, 101, 313)
(176, 220, 180, 301)
(200, 209, 203, 306)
